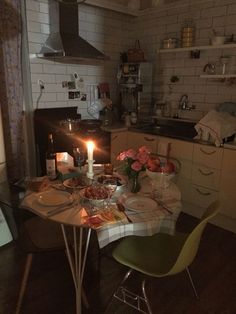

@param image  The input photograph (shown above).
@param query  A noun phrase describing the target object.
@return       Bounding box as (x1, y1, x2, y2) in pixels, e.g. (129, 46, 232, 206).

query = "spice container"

(162, 38, 177, 49)
(181, 20, 195, 48)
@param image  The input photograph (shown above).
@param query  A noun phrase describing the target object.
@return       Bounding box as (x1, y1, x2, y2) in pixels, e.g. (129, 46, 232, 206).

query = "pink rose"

(117, 152, 126, 161)
(131, 161, 142, 172)
(139, 146, 150, 154)
(126, 149, 137, 159)
(136, 151, 149, 165)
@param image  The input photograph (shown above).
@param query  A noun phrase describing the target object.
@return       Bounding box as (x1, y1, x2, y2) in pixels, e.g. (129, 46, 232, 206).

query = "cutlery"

(116, 202, 132, 223)
(155, 200, 173, 215)
(141, 192, 173, 214)
(46, 201, 74, 217)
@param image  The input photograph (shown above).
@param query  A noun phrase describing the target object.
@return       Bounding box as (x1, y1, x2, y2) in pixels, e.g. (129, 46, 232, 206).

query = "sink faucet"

(179, 94, 188, 110)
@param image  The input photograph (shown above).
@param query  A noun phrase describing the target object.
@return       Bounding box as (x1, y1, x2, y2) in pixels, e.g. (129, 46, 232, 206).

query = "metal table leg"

(61, 224, 91, 314)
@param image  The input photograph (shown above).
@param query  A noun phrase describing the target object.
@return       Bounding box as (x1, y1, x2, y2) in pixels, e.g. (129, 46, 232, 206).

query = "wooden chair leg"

(15, 253, 33, 314)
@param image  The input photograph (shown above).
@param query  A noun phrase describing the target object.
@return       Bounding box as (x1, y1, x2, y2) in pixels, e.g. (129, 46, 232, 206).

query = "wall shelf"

(159, 43, 236, 53)
(200, 74, 236, 79)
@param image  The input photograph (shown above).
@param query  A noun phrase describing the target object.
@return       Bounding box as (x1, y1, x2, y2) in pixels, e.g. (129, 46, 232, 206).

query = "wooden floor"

(0, 213, 236, 314)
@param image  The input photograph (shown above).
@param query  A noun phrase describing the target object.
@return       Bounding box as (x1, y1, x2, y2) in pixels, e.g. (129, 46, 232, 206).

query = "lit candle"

(87, 141, 94, 161)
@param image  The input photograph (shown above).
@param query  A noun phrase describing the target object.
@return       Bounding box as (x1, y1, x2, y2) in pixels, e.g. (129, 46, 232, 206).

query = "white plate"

(37, 190, 72, 207)
(124, 196, 157, 212)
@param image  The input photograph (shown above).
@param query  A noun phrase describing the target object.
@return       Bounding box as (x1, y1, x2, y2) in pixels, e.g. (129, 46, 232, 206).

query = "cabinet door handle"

(198, 168, 214, 176)
(112, 135, 118, 141)
(144, 137, 155, 142)
(196, 188, 211, 196)
(200, 147, 216, 155)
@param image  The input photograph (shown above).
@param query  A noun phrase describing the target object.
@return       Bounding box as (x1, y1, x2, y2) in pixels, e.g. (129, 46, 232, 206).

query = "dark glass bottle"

(46, 133, 57, 180)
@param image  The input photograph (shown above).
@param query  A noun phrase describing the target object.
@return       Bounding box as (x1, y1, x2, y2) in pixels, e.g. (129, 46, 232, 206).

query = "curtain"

(0, 0, 25, 182)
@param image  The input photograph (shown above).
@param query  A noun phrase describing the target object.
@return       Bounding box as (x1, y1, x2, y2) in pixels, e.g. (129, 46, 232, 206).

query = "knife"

(116, 202, 132, 223)
(46, 201, 74, 217)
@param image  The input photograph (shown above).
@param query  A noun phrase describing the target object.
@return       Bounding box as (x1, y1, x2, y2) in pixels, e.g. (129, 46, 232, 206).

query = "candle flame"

(86, 141, 95, 150)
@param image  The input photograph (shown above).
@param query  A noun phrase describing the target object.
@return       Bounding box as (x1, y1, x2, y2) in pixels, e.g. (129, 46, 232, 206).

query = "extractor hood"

(36, 0, 109, 64)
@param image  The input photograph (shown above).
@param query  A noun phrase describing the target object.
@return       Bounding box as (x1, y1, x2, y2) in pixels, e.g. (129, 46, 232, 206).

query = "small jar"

(125, 114, 131, 127)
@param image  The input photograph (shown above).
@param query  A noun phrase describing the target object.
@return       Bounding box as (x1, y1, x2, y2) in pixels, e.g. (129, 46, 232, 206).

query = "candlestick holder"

(86, 159, 95, 179)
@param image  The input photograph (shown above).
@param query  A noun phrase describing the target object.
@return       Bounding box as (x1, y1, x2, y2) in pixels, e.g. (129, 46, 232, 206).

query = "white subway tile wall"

(134, 0, 236, 119)
(26, 0, 133, 118)
(26, 0, 236, 120)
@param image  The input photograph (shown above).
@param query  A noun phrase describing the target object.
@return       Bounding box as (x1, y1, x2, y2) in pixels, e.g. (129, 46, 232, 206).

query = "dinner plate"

(124, 196, 157, 212)
(63, 176, 92, 189)
(37, 190, 73, 207)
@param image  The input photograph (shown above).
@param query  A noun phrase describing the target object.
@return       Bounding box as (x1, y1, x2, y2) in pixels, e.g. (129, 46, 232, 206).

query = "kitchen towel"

(194, 110, 236, 146)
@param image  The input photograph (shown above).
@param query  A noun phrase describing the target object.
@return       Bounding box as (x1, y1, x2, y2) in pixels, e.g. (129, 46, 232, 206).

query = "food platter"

(95, 173, 127, 187)
(63, 176, 92, 189)
(79, 185, 109, 200)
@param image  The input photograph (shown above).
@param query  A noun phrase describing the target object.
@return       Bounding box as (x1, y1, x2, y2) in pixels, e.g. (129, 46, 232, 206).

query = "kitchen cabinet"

(127, 131, 158, 152)
(110, 131, 128, 166)
(188, 144, 223, 215)
(219, 149, 236, 220)
(111, 129, 236, 232)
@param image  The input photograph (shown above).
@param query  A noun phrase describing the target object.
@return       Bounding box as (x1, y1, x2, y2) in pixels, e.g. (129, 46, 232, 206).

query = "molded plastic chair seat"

(113, 232, 188, 277)
(112, 201, 220, 314)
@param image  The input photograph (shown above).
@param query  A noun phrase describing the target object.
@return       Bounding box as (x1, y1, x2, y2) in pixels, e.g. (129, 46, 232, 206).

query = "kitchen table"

(20, 176, 181, 314)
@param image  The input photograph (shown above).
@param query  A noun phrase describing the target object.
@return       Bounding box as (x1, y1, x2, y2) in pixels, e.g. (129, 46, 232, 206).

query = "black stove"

(34, 108, 110, 176)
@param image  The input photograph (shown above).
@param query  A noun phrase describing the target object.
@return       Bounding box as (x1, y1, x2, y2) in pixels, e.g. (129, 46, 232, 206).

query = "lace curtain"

(0, 0, 25, 182)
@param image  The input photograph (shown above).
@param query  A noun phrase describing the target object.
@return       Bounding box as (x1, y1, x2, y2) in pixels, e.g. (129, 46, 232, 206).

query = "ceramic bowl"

(146, 169, 175, 188)
(211, 36, 226, 46)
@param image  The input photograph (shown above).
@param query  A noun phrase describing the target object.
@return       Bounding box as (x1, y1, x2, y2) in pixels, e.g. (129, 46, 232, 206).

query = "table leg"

(61, 224, 91, 314)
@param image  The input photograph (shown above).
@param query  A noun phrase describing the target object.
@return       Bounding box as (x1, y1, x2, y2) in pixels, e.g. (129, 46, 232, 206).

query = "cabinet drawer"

(127, 132, 157, 152)
(177, 177, 193, 203)
(192, 164, 220, 190)
(193, 144, 223, 169)
(191, 184, 218, 209)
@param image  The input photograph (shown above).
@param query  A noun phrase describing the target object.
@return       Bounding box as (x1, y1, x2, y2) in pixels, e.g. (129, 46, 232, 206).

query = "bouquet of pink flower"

(117, 146, 150, 185)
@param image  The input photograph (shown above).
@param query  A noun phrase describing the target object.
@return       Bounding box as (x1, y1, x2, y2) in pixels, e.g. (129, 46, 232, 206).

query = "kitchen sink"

(131, 119, 197, 140)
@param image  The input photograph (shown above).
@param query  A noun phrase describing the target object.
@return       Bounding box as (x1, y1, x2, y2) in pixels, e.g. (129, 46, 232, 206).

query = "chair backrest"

(168, 201, 220, 276)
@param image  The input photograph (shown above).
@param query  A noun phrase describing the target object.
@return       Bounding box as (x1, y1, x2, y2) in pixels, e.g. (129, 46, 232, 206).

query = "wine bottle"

(46, 133, 57, 180)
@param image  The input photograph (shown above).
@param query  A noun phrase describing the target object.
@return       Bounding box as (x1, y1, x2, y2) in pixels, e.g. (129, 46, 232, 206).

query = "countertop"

(101, 124, 128, 133)
(102, 122, 236, 149)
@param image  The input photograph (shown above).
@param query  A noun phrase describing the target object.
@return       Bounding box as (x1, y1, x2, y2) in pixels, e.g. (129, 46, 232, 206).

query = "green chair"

(112, 201, 220, 314)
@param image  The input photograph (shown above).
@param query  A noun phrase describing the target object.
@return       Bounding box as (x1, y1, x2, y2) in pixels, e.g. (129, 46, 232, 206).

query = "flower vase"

(129, 173, 141, 193)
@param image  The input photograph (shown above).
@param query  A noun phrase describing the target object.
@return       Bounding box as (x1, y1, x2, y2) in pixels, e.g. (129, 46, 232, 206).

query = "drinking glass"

(73, 147, 85, 170)
(103, 178, 117, 208)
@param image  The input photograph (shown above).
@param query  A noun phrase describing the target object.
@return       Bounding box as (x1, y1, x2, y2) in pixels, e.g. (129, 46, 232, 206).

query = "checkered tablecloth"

(96, 197, 181, 248)
(20, 176, 181, 249)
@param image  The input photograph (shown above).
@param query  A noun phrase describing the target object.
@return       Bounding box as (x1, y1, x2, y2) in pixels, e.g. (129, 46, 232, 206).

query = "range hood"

(36, 0, 109, 64)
